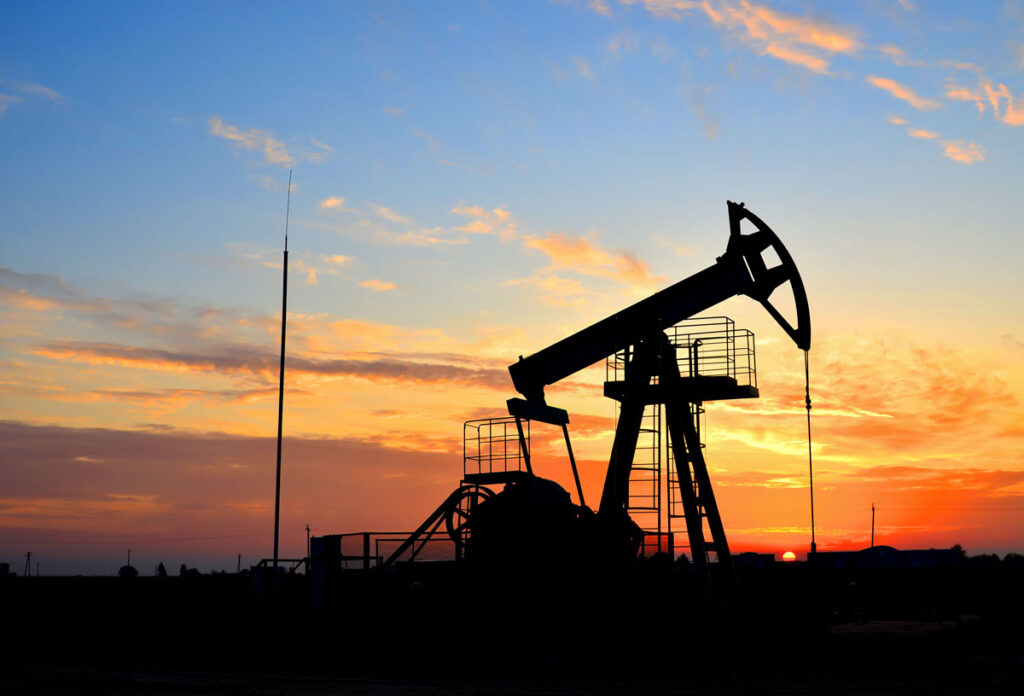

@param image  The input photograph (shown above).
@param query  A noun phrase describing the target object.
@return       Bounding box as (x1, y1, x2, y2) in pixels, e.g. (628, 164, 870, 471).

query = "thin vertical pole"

(804, 350, 816, 554)
(273, 170, 292, 569)
(871, 503, 875, 548)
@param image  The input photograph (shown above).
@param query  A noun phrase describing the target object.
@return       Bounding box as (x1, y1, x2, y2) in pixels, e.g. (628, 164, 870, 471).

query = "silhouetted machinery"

(381, 201, 810, 587)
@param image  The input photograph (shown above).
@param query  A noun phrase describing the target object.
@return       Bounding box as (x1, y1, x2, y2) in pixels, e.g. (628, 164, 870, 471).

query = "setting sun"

(782, 551, 797, 562)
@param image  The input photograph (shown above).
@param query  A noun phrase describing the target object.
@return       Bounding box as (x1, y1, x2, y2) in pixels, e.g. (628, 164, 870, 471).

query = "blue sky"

(3, 1, 1024, 573)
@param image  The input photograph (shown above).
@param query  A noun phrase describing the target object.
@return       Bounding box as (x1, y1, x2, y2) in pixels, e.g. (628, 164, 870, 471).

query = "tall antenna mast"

(272, 170, 292, 570)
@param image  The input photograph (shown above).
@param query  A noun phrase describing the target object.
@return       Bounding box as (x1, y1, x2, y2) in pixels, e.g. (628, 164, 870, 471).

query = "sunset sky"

(3, 1, 1023, 574)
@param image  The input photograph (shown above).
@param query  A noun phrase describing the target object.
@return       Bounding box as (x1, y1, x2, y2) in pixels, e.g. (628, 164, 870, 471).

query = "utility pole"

(871, 503, 876, 548)
(127, 548, 132, 567)
(24, 552, 31, 577)
(236, 553, 242, 573)
(306, 523, 311, 559)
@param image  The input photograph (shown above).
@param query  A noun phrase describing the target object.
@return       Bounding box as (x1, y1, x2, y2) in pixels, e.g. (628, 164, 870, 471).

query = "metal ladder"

(626, 403, 662, 555)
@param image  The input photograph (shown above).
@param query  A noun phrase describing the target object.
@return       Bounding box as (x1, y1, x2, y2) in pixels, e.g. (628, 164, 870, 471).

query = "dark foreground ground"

(2, 559, 1022, 694)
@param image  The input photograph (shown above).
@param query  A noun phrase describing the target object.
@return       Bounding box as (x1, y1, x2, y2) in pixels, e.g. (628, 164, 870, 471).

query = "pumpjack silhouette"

(379, 201, 811, 593)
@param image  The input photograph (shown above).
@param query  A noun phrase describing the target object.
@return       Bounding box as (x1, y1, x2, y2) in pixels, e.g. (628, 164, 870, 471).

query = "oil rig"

(308, 201, 810, 597)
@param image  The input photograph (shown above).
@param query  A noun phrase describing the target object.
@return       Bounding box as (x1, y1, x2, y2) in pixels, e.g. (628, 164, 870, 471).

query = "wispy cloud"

(761, 43, 828, 74)
(686, 85, 719, 139)
(34, 340, 512, 390)
(941, 140, 985, 164)
(522, 232, 665, 288)
(606, 31, 639, 58)
(411, 128, 440, 151)
(571, 56, 595, 81)
(983, 82, 1024, 126)
(907, 128, 939, 139)
(656, 238, 698, 257)
(946, 79, 1024, 126)
(946, 83, 987, 115)
(367, 203, 413, 225)
(866, 76, 941, 110)
(319, 196, 346, 211)
(436, 157, 475, 171)
(208, 117, 295, 167)
(0, 93, 21, 115)
(626, 1, 860, 74)
(502, 274, 608, 307)
(451, 203, 517, 238)
(7, 82, 59, 103)
(307, 138, 334, 163)
(886, 115, 908, 125)
(360, 279, 399, 292)
(383, 106, 404, 116)
(321, 254, 353, 268)
(0, 79, 61, 116)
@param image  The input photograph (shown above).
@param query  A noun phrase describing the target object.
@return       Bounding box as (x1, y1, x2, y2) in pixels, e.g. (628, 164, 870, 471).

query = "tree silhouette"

(156, 562, 167, 577)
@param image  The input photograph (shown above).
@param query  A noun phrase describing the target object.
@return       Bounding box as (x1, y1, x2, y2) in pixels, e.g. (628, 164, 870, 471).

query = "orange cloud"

(739, 2, 859, 53)
(503, 274, 606, 307)
(360, 279, 399, 292)
(983, 83, 1024, 126)
(522, 232, 665, 288)
(761, 43, 828, 74)
(1004, 98, 1024, 126)
(945, 80, 1024, 125)
(321, 254, 353, 267)
(941, 140, 985, 164)
(866, 76, 941, 110)
(886, 115, 908, 125)
(367, 203, 413, 225)
(0, 287, 59, 311)
(624, 1, 859, 74)
(907, 128, 939, 139)
(451, 202, 518, 238)
(946, 84, 986, 115)
(319, 196, 345, 211)
(34, 340, 512, 390)
(983, 82, 1010, 116)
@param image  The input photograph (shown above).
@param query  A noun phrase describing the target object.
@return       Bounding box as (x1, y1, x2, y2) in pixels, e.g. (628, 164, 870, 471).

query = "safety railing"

(606, 316, 756, 389)
(311, 532, 458, 570)
(463, 416, 528, 481)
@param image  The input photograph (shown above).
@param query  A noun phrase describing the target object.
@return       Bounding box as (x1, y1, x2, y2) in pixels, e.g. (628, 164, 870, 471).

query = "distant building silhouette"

(813, 546, 962, 570)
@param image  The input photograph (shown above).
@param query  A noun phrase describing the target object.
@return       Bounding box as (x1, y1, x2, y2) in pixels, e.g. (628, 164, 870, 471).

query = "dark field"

(3, 560, 1023, 695)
